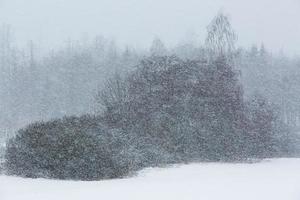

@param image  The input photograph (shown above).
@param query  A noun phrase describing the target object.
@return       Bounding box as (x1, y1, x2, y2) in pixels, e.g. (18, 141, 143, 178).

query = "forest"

(1, 13, 300, 180)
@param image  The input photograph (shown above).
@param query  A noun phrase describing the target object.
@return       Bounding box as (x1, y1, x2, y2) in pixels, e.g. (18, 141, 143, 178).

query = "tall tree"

(205, 12, 237, 58)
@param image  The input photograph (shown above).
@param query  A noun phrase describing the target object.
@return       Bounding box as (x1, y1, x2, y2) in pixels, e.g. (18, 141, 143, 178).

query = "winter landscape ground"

(1, 158, 299, 200)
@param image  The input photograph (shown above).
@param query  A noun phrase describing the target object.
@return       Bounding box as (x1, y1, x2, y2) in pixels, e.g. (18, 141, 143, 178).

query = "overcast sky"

(0, 0, 299, 55)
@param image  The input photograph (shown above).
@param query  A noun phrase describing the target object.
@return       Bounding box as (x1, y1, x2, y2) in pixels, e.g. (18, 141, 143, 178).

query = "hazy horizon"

(0, 0, 299, 55)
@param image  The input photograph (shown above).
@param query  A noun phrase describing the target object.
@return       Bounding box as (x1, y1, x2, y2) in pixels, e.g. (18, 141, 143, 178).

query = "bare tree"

(205, 12, 237, 58)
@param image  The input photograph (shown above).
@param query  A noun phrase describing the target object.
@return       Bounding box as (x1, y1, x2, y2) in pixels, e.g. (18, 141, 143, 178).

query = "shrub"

(97, 55, 248, 161)
(5, 115, 136, 180)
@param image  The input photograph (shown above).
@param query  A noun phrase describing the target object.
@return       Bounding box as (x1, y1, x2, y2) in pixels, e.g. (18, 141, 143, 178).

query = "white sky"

(0, 0, 299, 55)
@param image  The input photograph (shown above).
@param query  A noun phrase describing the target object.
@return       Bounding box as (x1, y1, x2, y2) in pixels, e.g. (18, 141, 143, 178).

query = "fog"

(0, 0, 299, 55)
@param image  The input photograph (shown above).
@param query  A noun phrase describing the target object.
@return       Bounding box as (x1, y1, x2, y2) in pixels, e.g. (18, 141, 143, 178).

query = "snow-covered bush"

(97, 55, 244, 161)
(4, 115, 137, 180)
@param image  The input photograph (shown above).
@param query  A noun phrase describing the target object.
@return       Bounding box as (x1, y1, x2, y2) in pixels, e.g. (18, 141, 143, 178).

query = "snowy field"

(1, 159, 300, 200)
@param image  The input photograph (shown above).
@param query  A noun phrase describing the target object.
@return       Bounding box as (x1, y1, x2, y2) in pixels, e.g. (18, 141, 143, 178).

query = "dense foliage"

(98, 55, 297, 160)
(5, 116, 139, 180)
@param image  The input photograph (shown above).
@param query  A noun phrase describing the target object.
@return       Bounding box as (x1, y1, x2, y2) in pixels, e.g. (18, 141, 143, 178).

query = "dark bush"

(97, 55, 249, 162)
(5, 115, 137, 180)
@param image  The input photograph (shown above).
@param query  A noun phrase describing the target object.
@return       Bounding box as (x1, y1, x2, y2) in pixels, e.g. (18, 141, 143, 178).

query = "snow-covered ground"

(1, 158, 300, 200)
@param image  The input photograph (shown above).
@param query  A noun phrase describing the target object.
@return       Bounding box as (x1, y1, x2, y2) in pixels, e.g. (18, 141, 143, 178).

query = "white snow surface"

(1, 158, 300, 200)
